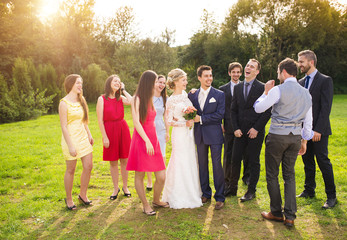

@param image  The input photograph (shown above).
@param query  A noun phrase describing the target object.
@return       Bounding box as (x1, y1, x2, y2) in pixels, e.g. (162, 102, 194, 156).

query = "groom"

(188, 65, 226, 210)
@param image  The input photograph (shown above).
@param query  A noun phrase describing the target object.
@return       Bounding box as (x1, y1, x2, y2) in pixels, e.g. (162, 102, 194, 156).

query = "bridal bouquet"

(183, 106, 197, 131)
(183, 106, 197, 120)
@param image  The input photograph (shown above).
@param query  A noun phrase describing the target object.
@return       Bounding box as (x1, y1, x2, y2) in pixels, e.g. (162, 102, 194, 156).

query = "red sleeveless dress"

(102, 95, 131, 161)
(126, 106, 165, 172)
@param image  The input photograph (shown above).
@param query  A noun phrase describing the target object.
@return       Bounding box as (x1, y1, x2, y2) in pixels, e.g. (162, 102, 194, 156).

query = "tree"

(107, 6, 138, 43)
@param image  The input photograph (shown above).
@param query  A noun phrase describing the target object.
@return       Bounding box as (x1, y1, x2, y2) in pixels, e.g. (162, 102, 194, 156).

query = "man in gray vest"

(254, 58, 313, 227)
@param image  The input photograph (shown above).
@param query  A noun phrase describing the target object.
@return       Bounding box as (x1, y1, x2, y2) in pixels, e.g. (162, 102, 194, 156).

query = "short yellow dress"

(60, 98, 93, 160)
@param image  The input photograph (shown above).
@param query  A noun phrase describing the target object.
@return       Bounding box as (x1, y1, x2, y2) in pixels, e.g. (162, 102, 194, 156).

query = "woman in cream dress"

(59, 74, 93, 210)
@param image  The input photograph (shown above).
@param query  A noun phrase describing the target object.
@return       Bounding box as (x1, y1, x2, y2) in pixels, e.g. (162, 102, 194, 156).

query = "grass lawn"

(0, 95, 346, 239)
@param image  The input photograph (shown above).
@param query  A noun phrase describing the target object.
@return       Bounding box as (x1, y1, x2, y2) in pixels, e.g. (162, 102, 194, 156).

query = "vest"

(269, 81, 312, 135)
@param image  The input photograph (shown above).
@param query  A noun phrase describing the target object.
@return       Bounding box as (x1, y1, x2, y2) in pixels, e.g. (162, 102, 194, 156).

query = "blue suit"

(188, 87, 225, 202)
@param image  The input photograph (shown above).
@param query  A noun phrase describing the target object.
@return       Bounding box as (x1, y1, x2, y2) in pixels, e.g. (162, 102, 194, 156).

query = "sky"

(38, 0, 347, 46)
(38, 0, 238, 46)
(93, 0, 238, 46)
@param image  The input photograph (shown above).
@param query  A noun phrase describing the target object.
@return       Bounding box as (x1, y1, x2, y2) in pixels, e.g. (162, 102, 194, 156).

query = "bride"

(162, 68, 202, 209)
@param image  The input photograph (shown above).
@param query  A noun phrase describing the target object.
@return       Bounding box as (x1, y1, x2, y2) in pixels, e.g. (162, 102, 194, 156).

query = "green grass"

(1, 96, 347, 239)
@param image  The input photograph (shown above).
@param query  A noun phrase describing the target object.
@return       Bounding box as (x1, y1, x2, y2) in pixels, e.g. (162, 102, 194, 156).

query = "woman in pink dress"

(126, 70, 168, 216)
(96, 75, 133, 200)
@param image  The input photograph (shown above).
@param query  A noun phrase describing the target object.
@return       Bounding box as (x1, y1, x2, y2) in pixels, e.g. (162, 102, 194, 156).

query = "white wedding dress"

(162, 91, 202, 209)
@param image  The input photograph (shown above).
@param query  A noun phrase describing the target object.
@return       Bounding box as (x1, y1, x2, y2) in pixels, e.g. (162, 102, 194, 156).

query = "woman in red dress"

(96, 75, 132, 199)
(126, 70, 168, 216)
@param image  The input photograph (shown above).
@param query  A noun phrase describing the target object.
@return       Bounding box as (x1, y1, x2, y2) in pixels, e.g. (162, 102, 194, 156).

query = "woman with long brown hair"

(59, 74, 93, 210)
(96, 75, 132, 200)
(146, 75, 169, 191)
(126, 70, 168, 216)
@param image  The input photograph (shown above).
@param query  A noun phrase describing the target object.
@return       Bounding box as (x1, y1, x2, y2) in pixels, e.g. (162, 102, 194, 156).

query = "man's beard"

(301, 65, 310, 74)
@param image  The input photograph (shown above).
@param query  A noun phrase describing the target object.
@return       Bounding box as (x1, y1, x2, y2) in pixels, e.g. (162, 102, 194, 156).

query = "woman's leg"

(64, 160, 77, 206)
(135, 171, 153, 212)
(146, 172, 153, 188)
(153, 170, 167, 205)
(120, 158, 130, 194)
(110, 161, 119, 196)
(80, 153, 93, 201)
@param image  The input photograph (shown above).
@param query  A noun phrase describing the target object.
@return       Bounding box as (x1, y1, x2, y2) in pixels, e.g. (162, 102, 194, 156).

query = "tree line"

(0, 0, 346, 123)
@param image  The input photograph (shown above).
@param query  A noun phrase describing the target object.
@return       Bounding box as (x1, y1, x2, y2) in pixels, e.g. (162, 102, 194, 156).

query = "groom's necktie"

(199, 90, 206, 110)
(304, 75, 311, 89)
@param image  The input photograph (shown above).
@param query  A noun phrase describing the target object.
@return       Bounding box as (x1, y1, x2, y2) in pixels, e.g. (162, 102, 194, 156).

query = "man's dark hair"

(197, 65, 212, 77)
(278, 58, 298, 77)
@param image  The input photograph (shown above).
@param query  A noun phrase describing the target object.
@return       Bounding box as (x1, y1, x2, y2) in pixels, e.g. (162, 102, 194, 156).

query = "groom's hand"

(194, 115, 200, 122)
(234, 129, 242, 138)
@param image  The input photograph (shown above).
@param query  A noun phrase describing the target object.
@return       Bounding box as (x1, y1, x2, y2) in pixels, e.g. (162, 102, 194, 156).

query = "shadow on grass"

(25, 196, 135, 240)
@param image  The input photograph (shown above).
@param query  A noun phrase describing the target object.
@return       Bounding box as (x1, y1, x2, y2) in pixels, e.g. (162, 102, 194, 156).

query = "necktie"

(199, 91, 205, 110)
(244, 83, 250, 101)
(304, 76, 311, 89)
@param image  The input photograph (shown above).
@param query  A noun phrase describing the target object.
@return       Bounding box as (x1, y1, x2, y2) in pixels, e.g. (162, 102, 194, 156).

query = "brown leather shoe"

(261, 211, 284, 222)
(201, 197, 210, 204)
(215, 201, 224, 210)
(284, 219, 294, 227)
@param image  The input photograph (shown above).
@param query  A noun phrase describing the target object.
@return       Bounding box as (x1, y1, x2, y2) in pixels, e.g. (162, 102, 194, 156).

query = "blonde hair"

(167, 68, 187, 89)
(64, 74, 89, 123)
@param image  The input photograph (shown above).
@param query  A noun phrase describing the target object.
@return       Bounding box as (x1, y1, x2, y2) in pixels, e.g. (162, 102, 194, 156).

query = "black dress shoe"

(240, 191, 256, 202)
(322, 198, 337, 209)
(297, 191, 315, 198)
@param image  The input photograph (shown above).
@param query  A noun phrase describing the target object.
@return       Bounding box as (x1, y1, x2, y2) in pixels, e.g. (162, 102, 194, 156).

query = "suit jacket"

(188, 87, 225, 145)
(219, 81, 238, 134)
(231, 79, 271, 134)
(298, 71, 333, 136)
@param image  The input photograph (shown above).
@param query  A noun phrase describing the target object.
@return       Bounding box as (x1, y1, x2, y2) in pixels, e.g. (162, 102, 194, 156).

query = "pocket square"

(209, 97, 216, 103)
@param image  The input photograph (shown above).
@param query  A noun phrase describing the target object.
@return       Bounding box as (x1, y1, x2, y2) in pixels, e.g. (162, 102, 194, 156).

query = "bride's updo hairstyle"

(167, 68, 187, 90)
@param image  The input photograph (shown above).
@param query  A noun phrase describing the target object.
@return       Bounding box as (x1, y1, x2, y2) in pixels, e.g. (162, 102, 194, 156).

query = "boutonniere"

(209, 97, 216, 103)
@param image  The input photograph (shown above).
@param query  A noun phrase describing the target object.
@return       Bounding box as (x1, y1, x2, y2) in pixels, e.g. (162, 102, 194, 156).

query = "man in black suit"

(297, 50, 337, 209)
(230, 59, 271, 201)
(219, 62, 250, 197)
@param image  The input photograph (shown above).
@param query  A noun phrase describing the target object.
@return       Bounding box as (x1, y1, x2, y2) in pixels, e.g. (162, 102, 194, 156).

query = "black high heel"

(64, 198, 77, 210)
(122, 187, 131, 197)
(78, 195, 92, 205)
(110, 188, 120, 200)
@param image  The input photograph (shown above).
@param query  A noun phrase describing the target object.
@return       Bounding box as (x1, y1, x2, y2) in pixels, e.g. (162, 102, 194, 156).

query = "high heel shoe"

(122, 187, 131, 197)
(78, 195, 92, 205)
(110, 188, 120, 200)
(64, 198, 77, 210)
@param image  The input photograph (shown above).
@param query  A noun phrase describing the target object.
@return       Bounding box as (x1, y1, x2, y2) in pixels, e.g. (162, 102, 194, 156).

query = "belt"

(272, 123, 302, 127)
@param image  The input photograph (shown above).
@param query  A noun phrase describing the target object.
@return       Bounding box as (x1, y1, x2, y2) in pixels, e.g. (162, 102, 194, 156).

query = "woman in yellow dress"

(59, 74, 94, 210)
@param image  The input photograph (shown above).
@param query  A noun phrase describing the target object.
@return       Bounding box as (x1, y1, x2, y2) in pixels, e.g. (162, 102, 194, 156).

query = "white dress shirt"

(253, 77, 313, 140)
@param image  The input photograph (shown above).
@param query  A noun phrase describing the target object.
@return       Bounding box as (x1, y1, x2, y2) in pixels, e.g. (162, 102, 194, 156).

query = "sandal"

(78, 195, 92, 205)
(143, 209, 156, 216)
(110, 188, 120, 200)
(152, 202, 170, 208)
(64, 198, 77, 210)
(146, 186, 153, 191)
(122, 187, 131, 197)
